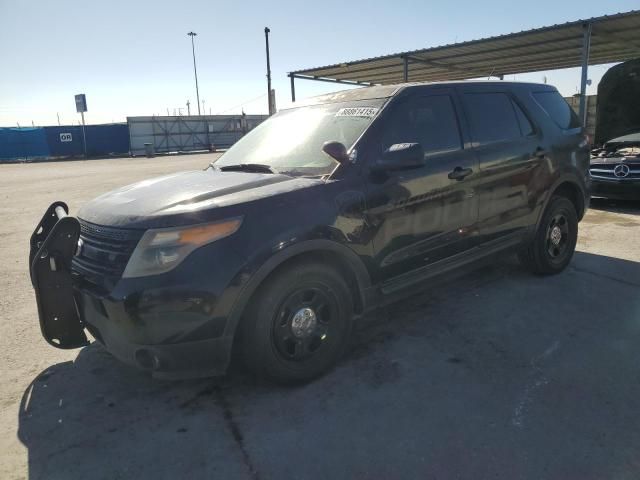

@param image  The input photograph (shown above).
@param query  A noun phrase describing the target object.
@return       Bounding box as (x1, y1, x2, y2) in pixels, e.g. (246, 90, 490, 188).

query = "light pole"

(264, 27, 273, 115)
(187, 31, 201, 115)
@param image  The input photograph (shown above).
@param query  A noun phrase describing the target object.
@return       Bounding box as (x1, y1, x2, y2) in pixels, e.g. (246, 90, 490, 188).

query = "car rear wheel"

(518, 195, 578, 275)
(240, 261, 354, 383)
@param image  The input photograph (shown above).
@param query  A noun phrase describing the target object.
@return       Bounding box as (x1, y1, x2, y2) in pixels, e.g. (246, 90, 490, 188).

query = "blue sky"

(0, 0, 637, 126)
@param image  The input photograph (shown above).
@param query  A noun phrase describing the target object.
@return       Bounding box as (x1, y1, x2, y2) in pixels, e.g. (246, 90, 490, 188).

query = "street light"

(264, 27, 273, 115)
(187, 31, 201, 115)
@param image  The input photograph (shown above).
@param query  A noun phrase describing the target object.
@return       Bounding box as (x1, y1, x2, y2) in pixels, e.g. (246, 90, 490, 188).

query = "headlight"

(122, 217, 242, 278)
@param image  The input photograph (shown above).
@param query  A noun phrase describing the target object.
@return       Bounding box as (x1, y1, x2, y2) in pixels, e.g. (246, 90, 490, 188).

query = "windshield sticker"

(335, 107, 379, 118)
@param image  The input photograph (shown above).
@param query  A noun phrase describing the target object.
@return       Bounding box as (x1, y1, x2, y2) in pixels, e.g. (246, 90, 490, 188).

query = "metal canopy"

(289, 10, 640, 86)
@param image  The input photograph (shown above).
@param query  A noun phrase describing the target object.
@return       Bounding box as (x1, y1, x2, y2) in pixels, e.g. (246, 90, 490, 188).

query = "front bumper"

(77, 289, 233, 379)
(591, 177, 640, 200)
(29, 202, 246, 379)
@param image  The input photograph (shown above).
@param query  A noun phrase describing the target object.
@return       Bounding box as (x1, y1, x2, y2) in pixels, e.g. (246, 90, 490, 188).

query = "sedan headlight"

(122, 218, 242, 278)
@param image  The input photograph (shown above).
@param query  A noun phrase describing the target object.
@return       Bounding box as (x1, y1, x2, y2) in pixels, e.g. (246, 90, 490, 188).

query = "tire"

(518, 195, 578, 275)
(240, 261, 354, 384)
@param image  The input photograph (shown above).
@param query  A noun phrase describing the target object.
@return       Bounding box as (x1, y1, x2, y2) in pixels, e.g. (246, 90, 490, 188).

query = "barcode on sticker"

(335, 107, 379, 118)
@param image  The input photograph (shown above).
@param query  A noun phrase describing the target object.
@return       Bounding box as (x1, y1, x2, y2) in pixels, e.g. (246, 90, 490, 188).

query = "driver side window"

(381, 95, 463, 156)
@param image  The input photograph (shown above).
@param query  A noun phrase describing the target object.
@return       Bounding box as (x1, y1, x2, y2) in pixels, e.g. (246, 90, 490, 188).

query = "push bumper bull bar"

(29, 202, 89, 349)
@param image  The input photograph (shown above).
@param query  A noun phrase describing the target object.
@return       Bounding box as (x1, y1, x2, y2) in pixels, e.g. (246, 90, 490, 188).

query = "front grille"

(72, 220, 143, 288)
(589, 162, 640, 180)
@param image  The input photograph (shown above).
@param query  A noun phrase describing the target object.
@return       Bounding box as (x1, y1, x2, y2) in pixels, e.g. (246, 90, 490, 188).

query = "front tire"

(518, 195, 578, 275)
(240, 261, 354, 384)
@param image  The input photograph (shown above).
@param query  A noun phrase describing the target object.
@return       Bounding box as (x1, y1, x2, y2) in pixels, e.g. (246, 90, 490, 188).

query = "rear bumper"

(591, 177, 640, 200)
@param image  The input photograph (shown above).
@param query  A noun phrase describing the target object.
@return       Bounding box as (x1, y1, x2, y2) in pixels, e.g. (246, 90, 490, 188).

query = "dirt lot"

(1, 154, 639, 479)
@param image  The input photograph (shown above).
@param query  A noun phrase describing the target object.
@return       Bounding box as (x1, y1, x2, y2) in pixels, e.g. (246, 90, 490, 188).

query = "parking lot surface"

(1, 154, 639, 479)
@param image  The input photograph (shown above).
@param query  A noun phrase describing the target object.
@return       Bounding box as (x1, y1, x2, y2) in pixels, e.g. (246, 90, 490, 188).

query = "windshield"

(211, 99, 385, 176)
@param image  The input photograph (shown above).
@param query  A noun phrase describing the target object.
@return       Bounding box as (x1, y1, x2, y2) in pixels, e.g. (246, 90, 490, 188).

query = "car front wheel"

(240, 261, 354, 383)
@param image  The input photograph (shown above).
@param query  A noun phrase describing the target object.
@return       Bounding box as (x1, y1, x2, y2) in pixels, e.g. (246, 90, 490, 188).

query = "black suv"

(30, 81, 590, 383)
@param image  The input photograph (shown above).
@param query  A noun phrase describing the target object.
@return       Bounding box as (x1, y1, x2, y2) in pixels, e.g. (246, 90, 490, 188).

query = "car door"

(457, 86, 543, 244)
(361, 89, 479, 288)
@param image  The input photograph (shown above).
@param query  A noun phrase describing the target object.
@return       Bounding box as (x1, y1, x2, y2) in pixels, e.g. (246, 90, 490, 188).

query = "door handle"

(534, 147, 547, 158)
(448, 166, 473, 181)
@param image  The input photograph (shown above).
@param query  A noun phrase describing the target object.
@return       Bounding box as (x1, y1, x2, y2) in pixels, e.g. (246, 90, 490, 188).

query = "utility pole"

(187, 32, 201, 115)
(186, 100, 191, 116)
(80, 112, 87, 158)
(264, 27, 273, 115)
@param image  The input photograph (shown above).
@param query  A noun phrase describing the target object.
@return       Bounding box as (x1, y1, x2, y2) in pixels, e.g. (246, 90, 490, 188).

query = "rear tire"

(240, 261, 354, 384)
(518, 195, 578, 275)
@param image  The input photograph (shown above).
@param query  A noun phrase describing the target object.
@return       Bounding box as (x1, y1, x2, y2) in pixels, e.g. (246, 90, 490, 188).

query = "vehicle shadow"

(17, 251, 640, 480)
(589, 197, 640, 215)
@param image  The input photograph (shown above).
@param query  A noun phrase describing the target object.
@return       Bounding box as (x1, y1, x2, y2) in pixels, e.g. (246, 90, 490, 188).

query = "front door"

(361, 89, 479, 287)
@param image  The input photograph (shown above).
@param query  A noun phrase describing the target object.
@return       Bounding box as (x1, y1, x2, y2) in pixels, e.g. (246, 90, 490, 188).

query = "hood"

(604, 132, 640, 148)
(78, 169, 323, 228)
(595, 59, 640, 145)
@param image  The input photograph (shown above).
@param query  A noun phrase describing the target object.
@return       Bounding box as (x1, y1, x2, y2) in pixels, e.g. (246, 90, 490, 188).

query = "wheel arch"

(536, 176, 587, 233)
(224, 239, 372, 341)
(552, 180, 586, 220)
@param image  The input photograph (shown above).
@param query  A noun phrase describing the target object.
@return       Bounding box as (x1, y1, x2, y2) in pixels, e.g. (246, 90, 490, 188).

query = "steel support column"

(403, 56, 409, 82)
(290, 75, 296, 102)
(579, 22, 592, 126)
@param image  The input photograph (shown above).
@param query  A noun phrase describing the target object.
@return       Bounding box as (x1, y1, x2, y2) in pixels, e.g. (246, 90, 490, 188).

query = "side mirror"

(322, 141, 349, 164)
(371, 143, 425, 172)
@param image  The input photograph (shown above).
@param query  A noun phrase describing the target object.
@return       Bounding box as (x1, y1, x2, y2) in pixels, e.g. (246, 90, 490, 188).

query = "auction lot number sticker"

(335, 107, 379, 118)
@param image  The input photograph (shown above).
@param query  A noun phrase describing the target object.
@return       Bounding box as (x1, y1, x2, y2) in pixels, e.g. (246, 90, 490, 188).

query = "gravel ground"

(1, 154, 639, 480)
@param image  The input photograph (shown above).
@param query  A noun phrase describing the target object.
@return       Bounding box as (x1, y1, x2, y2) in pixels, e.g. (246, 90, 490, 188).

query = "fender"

(534, 172, 588, 232)
(222, 238, 372, 339)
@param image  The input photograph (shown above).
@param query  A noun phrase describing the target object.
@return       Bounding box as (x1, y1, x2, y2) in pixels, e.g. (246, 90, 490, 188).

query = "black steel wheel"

(545, 212, 570, 260)
(240, 261, 353, 383)
(519, 195, 578, 275)
(272, 287, 338, 362)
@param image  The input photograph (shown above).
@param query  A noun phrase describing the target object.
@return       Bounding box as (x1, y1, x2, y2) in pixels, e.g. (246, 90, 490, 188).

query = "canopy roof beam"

(579, 22, 592, 125)
(288, 10, 640, 109)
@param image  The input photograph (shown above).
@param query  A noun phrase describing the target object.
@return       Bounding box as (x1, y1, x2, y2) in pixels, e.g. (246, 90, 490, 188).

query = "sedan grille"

(72, 220, 143, 288)
(589, 162, 640, 180)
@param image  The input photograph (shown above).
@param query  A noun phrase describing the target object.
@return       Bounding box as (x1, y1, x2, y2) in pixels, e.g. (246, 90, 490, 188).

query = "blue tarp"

(0, 124, 130, 161)
(45, 124, 130, 158)
(0, 127, 50, 160)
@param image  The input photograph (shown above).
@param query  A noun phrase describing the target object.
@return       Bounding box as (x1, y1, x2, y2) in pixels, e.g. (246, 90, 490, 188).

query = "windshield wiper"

(217, 163, 276, 174)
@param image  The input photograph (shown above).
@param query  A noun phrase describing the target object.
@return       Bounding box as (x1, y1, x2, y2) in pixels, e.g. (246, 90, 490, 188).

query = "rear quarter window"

(532, 91, 581, 130)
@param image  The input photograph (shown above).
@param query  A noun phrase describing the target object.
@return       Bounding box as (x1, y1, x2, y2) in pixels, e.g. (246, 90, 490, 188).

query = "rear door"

(362, 89, 479, 286)
(457, 86, 543, 244)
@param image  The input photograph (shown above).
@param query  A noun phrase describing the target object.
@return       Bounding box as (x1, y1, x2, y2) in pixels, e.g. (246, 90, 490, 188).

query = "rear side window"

(463, 93, 522, 145)
(532, 91, 581, 130)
